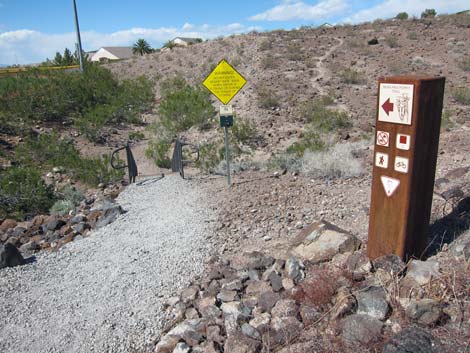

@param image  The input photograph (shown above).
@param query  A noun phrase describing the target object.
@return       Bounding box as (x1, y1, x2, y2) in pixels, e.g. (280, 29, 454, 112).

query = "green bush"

(231, 118, 257, 145)
(458, 57, 470, 71)
(14, 132, 124, 185)
(128, 131, 145, 141)
(50, 200, 75, 216)
(195, 142, 224, 173)
(0, 65, 154, 140)
(453, 87, 470, 105)
(146, 138, 172, 168)
(385, 35, 399, 48)
(287, 129, 325, 156)
(421, 9, 437, 18)
(396, 12, 409, 20)
(158, 76, 216, 133)
(299, 96, 351, 132)
(0, 165, 56, 220)
(340, 68, 365, 84)
(257, 87, 280, 109)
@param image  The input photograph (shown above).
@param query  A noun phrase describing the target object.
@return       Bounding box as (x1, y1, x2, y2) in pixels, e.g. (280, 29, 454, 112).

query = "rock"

(382, 327, 442, 353)
(405, 260, 440, 286)
(185, 308, 199, 320)
(172, 342, 190, 353)
(249, 312, 271, 333)
(270, 316, 304, 345)
(244, 251, 275, 270)
(368, 37, 379, 45)
(342, 314, 383, 345)
(405, 299, 442, 326)
(199, 304, 221, 320)
(449, 230, 470, 257)
(217, 290, 238, 302)
(221, 278, 243, 291)
(245, 280, 272, 296)
(356, 286, 389, 321)
(192, 341, 218, 353)
(258, 291, 280, 313)
(181, 286, 199, 304)
(271, 299, 298, 318)
(241, 323, 261, 340)
(221, 302, 246, 321)
(19, 241, 40, 256)
(332, 287, 356, 320)
(224, 332, 261, 353)
(44, 219, 66, 232)
(267, 271, 283, 292)
(95, 204, 124, 228)
(372, 254, 405, 275)
(346, 251, 372, 274)
(299, 304, 320, 325)
(166, 319, 206, 347)
(70, 215, 87, 225)
(11, 226, 26, 238)
(0, 219, 17, 233)
(196, 297, 215, 311)
(285, 257, 304, 283)
(206, 325, 224, 344)
(0, 243, 25, 269)
(291, 221, 360, 264)
(282, 278, 295, 290)
(73, 222, 91, 234)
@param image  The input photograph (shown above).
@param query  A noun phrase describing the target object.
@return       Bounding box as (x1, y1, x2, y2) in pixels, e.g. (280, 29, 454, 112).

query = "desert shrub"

(195, 142, 224, 173)
(421, 8, 437, 18)
(262, 54, 277, 69)
(146, 138, 172, 168)
(385, 35, 399, 48)
(396, 12, 409, 20)
(441, 110, 456, 130)
(50, 200, 75, 216)
(301, 141, 365, 179)
(257, 87, 280, 109)
(259, 38, 273, 51)
(158, 76, 216, 133)
(0, 65, 153, 139)
(453, 87, 470, 105)
(128, 131, 145, 141)
(458, 57, 470, 71)
(14, 132, 124, 185)
(287, 129, 325, 157)
(286, 43, 303, 61)
(340, 68, 365, 84)
(231, 118, 257, 145)
(309, 107, 350, 132)
(407, 31, 418, 40)
(267, 153, 303, 172)
(0, 165, 56, 220)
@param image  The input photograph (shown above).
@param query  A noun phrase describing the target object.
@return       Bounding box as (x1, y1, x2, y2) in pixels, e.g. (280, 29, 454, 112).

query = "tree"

(421, 8, 436, 18)
(162, 40, 176, 50)
(396, 12, 408, 20)
(132, 38, 152, 56)
(62, 48, 74, 66)
(53, 52, 63, 66)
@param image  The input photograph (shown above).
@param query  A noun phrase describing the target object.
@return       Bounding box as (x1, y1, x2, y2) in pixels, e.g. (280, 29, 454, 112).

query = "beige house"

(90, 47, 134, 62)
(171, 37, 202, 46)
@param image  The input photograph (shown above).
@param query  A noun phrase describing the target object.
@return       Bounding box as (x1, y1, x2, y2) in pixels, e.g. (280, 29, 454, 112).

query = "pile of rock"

(0, 195, 125, 266)
(154, 221, 468, 353)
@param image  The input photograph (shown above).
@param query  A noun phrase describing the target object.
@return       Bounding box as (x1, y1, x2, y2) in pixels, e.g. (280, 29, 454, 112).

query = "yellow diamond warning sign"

(202, 59, 247, 105)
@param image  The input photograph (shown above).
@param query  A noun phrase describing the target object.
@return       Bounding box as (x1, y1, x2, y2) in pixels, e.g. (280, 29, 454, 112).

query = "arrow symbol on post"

(382, 98, 394, 116)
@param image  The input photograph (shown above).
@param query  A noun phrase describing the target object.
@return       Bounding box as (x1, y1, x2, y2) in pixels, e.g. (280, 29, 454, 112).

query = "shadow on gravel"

(426, 196, 470, 258)
(24, 256, 37, 265)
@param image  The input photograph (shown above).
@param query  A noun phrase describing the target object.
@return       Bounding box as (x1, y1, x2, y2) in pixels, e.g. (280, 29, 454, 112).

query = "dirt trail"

(311, 37, 344, 96)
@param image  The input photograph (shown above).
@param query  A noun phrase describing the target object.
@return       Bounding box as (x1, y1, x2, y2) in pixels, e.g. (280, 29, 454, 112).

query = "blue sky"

(0, 0, 468, 64)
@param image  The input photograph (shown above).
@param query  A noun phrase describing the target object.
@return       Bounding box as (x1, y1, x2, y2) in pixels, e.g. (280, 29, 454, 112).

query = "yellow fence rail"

(0, 65, 80, 76)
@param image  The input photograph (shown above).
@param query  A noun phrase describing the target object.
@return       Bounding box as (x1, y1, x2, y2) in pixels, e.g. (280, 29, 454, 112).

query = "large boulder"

(382, 327, 442, 353)
(0, 243, 25, 269)
(342, 314, 383, 345)
(356, 286, 390, 321)
(290, 221, 361, 263)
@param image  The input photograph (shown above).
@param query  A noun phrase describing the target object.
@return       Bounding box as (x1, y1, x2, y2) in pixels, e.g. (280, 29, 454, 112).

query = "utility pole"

(72, 0, 84, 73)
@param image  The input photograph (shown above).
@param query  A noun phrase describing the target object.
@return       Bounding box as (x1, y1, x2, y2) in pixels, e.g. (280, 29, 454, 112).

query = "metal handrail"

(110, 142, 138, 183)
(171, 139, 199, 179)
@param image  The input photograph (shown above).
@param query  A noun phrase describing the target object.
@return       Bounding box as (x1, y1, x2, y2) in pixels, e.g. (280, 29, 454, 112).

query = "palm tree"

(132, 38, 152, 56)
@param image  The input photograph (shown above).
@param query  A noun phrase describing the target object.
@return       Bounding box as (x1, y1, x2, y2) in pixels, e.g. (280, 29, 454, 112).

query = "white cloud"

(343, 0, 469, 23)
(250, 0, 348, 21)
(0, 23, 261, 65)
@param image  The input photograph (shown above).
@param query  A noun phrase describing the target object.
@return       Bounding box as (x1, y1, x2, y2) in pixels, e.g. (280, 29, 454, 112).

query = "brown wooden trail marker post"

(367, 76, 445, 261)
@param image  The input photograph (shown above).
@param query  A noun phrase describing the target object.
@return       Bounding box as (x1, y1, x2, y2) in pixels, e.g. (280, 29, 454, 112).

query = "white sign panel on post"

(378, 83, 414, 125)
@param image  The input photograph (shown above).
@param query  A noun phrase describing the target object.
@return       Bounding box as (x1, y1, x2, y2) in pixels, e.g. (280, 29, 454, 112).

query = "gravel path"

(0, 175, 215, 353)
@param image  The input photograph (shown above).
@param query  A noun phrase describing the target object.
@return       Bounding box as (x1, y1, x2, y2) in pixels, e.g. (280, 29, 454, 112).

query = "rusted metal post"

(367, 76, 445, 261)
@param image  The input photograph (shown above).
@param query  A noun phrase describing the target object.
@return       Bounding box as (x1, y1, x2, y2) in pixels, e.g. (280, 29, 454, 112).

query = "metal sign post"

(220, 105, 234, 185)
(202, 59, 247, 186)
(367, 76, 445, 261)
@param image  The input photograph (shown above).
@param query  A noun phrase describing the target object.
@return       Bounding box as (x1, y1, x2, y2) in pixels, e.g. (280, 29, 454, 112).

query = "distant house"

(170, 37, 203, 47)
(319, 23, 333, 28)
(90, 47, 134, 62)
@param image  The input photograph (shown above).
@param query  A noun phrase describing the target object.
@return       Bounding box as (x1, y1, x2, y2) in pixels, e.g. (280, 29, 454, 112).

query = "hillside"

(107, 13, 469, 161)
